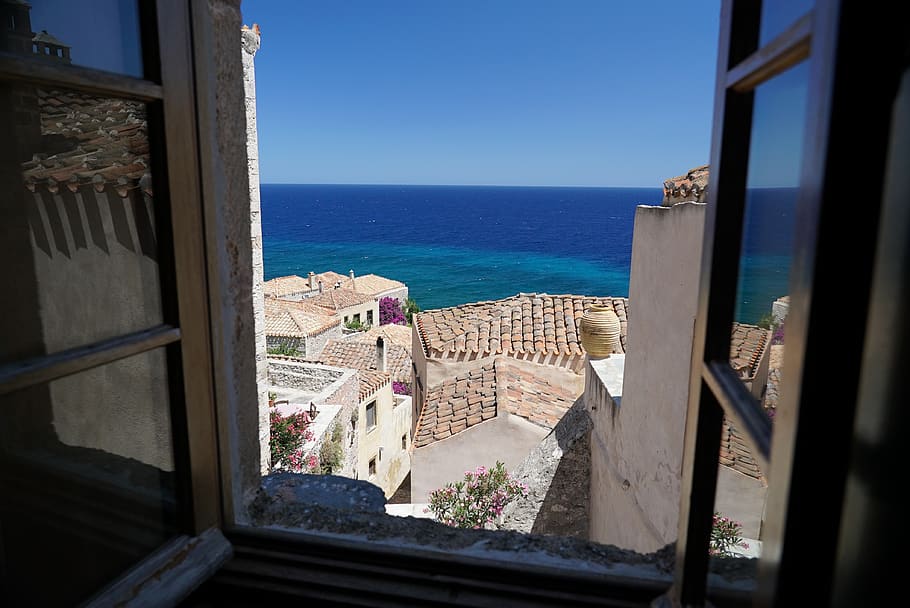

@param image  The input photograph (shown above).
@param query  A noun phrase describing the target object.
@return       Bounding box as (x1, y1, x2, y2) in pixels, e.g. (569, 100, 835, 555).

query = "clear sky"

(241, 1, 720, 187)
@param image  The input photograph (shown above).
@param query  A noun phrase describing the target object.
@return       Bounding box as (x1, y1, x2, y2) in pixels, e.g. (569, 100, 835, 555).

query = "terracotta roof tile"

(347, 324, 412, 350)
(415, 293, 628, 367)
(729, 322, 771, 380)
(719, 418, 764, 481)
(264, 298, 340, 338)
(308, 287, 375, 312)
(22, 89, 151, 196)
(413, 358, 580, 449)
(358, 369, 391, 402)
(319, 339, 410, 384)
(263, 275, 312, 298)
(343, 274, 405, 297)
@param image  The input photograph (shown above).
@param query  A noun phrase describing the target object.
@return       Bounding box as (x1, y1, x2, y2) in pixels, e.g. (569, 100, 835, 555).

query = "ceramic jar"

(579, 304, 621, 358)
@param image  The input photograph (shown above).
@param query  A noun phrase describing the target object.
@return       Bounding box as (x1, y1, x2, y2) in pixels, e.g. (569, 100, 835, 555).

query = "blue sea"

(261, 184, 795, 324)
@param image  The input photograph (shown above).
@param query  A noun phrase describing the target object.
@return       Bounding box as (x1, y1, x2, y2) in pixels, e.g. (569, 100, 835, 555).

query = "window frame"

(366, 400, 377, 431)
(672, 0, 904, 605)
(0, 0, 223, 603)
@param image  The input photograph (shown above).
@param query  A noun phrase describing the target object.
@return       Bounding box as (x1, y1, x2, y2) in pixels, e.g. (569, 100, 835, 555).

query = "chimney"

(349, 269, 356, 291)
(376, 337, 387, 372)
(318, 280, 324, 294)
(308, 271, 316, 290)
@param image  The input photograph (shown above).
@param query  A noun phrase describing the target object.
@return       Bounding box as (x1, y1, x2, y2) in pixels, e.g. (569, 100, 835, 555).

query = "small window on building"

(368, 457, 376, 477)
(367, 310, 373, 325)
(401, 434, 407, 450)
(354, 313, 361, 323)
(344, 316, 349, 323)
(366, 401, 376, 430)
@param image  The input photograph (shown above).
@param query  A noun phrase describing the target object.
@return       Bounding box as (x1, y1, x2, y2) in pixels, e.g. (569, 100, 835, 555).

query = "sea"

(261, 184, 796, 325)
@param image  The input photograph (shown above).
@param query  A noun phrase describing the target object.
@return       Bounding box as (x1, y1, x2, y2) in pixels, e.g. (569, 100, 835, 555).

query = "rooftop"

(729, 322, 771, 381)
(22, 89, 150, 195)
(358, 369, 391, 402)
(319, 339, 410, 385)
(414, 358, 580, 449)
(263, 275, 312, 298)
(415, 293, 628, 367)
(263, 298, 340, 338)
(309, 287, 375, 312)
(347, 323, 412, 350)
(343, 273, 406, 297)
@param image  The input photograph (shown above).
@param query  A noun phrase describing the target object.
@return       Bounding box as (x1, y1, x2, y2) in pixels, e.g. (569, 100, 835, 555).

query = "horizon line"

(259, 182, 663, 189)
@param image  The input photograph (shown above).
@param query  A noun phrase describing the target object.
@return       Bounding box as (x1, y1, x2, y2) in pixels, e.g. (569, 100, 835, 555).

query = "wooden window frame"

(672, 0, 905, 605)
(0, 0, 223, 603)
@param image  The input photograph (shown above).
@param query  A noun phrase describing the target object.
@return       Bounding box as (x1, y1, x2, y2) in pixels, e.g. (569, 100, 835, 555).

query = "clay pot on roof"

(580, 305, 621, 359)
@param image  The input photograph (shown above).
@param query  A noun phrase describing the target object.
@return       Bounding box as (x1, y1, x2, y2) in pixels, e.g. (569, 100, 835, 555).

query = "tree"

(404, 298, 420, 324)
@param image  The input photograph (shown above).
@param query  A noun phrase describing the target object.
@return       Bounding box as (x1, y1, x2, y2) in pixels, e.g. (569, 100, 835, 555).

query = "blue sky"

(242, 1, 721, 187)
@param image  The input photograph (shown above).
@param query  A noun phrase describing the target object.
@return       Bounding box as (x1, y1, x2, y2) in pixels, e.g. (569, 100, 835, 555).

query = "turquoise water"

(261, 184, 793, 322)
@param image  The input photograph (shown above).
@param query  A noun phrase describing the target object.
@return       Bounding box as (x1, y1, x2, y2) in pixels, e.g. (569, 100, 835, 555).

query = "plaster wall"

(589, 202, 706, 552)
(410, 413, 548, 502)
(340, 299, 380, 328)
(356, 383, 411, 496)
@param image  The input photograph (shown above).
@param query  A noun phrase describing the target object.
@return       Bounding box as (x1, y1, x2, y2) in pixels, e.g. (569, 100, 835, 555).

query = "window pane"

(715, 61, 809, 575)
(759, 0, 813, 46)
(0, 347, 177, 606)
(0, 0, 144, 77)
(0, 84, 164, 365)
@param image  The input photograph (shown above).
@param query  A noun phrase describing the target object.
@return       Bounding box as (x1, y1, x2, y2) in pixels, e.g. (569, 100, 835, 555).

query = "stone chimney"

(349, 269, 356, 291)
(308, 271, 316, 290)
(376, 337, 387, 372)
(318, 280, 324, 294)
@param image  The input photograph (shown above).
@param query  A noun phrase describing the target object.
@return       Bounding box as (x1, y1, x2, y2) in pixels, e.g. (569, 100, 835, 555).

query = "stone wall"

(268, 359, 344, 393)
(320, 368, 360, 476)
(305, 323, 342, 359)
(241, 23, 270, 475)
(266, 335, 303, 355)
(500, 396, 591, 539)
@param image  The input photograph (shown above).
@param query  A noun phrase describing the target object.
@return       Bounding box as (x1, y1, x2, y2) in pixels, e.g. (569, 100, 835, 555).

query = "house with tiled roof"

(308, 286, 379, 328)
(354, 368, 411, 498)
(410, 293, 627, 433)
(263, 297, 342, 358)
(319, 337, 411, 387)
(264, 270, 407, 306)
(410, 357, 584, 500)
(348, 323, 412, 351)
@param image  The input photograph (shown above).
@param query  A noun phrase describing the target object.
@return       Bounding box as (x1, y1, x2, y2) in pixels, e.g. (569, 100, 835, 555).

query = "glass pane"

(0, 347, 177, 606)
(713, 61, 809, 575)
(0, 84, 164, 365)
(0, 0, 144, 77)
(759, 0, 813, 46)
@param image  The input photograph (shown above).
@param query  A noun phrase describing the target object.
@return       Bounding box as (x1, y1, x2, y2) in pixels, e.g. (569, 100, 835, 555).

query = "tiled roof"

(22, 89, 151, 196)
(729, 322, 771, 380)
(413, 358, 579, 449)
(309, 287, 375, 312)
(319, 339, 410, 384)
(720, 420, 763, 480)
(720, 323, 773, 480)
(344, 274, 405, 297)
(415, 293, 628, 370)
(348, 324, 412, 350)
(264, 298, 340, 338)
(263, 275, 312, 298)
(359, 369, 391, 402)
(314, 271, 349, 288)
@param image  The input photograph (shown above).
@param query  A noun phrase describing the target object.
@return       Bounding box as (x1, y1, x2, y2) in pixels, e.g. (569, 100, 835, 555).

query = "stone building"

(355, 369, 411, 497)
(263, 297, 342, 358)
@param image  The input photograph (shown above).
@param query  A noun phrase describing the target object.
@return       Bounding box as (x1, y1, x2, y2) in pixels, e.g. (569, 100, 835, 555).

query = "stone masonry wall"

(268, 360, 344, 393)
(241, 24, 270, 475)
(500, 396, 592, 539)
(305, 323, 342, 359)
